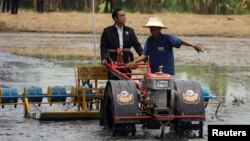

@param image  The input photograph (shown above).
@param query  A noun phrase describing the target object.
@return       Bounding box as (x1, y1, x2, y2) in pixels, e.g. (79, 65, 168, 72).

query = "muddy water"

(0, 32, 250, 141)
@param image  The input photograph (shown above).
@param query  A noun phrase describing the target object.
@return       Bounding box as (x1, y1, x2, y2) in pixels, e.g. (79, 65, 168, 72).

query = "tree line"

(1, 0, 249, 14)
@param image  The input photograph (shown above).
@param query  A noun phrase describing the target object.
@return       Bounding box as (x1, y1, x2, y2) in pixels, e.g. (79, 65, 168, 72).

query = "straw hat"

(143, 16, 167, 29)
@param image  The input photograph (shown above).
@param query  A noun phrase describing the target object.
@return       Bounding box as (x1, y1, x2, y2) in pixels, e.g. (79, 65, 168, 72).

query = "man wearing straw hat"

(129, 16, 203, 75)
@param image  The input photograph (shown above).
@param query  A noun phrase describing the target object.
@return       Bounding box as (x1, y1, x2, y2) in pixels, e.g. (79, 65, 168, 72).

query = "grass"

(1, 11, 250, 58)
(1, 11, 250, 37)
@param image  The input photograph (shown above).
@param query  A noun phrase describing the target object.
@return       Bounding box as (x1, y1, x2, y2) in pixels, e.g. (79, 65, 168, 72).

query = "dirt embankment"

(0, 11, 250, 37)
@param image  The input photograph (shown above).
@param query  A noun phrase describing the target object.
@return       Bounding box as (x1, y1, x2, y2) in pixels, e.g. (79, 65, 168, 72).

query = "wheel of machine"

(99, 99, 105, 126)
(102, 81, 138, 137)
(131, 125, 136, 136)
(171, 80, 205, 138)
(199, 121, 203, 138)
(169, 89, 182, 137)
(171, 94, 185, 138)
(103, 85, 136, 137)
(103, 84, 114, 132)
(112, 124, 136, 137)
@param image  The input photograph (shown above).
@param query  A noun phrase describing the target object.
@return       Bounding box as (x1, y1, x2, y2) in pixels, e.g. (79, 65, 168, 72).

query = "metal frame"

(0, 66, 107, 120)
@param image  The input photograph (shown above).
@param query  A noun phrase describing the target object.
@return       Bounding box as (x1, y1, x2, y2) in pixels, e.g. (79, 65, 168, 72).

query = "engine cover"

(143, 73, 174, 90)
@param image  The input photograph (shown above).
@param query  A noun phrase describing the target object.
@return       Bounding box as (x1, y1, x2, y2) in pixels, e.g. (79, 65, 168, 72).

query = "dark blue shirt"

(143, 34, 181, 75)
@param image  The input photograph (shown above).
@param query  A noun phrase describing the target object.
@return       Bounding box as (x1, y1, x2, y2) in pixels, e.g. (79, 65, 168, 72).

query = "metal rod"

(215, 101, 221, 115)
(0, 95, 73, 98)
(0, 102, 75, 105)
(204, 101, 221, 104)
(115, 114, 205, 120)
(92, 0, 97, 66)
(0, 94, 104, 98)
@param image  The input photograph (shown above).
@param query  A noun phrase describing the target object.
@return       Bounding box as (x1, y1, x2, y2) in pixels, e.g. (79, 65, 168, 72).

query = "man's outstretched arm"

(181, 39, 204, 53)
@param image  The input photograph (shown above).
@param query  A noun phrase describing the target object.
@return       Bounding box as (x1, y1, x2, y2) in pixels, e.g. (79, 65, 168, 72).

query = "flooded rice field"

(0, 32, 250, 141)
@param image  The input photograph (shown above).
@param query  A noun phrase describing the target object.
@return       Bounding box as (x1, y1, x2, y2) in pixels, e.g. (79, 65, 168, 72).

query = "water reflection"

(176, 65, 250, 104)
(46, 57, 99, 68)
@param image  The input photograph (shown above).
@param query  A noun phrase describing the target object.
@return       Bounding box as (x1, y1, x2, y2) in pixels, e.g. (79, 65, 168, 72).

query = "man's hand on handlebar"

(126, 61, 138, 69)
(101, 59, 107, 66)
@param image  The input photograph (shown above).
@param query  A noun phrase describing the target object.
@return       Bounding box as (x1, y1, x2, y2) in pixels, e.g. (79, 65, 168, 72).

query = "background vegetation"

(2, 0, 250, 14)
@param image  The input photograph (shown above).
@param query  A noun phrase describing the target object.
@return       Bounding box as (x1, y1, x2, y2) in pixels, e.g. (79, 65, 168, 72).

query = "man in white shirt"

(100, 8, 143, 79)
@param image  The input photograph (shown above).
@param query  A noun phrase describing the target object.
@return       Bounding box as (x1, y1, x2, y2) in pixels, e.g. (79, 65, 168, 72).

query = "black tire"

(199, 121, 203, 138)
(171, 119, 184, 138)
(99, 99, 105, 126)
(103, 82, 137, 137)
(103, 85, 114, 131)
(172, 86, 187, 138)
(173, 80, 205, 138)
(131, 125, 136, 136)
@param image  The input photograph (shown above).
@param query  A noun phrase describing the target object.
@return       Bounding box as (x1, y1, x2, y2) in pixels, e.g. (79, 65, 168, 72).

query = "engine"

(142, 71, 174, 114)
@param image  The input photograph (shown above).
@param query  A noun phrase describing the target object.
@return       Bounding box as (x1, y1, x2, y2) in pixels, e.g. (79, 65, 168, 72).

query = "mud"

(0, 32, 250, 141)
